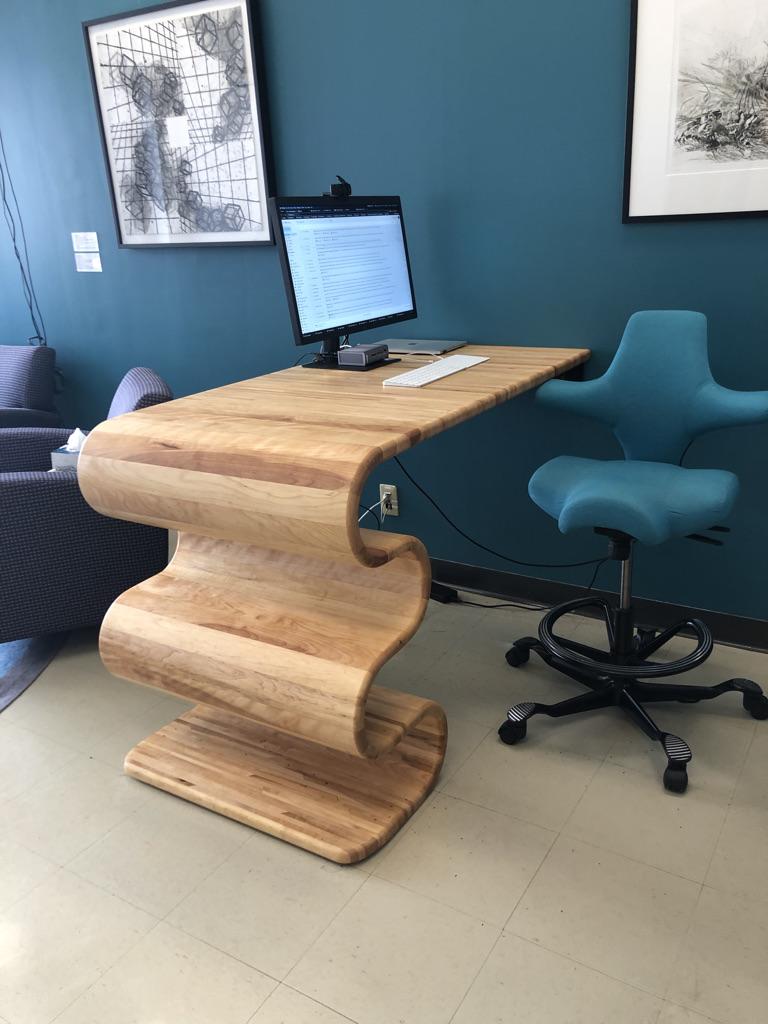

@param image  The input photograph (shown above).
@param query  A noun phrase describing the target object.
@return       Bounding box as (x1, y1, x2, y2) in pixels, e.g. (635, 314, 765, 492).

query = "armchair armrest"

(0, 408, 62, 428)
(0, 427, 72, 472)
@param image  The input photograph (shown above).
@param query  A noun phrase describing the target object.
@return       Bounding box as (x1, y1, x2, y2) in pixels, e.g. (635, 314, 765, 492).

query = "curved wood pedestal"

(126, 702, 445, 864)
(78, 346, 588, 863)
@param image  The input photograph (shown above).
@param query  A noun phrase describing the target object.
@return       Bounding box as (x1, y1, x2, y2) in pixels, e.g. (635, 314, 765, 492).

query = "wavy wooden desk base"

(126, 700, 446, 864)
(79, 345, 590, 864)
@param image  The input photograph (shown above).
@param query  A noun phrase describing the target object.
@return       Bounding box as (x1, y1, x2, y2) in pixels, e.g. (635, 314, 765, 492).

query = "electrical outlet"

(380, 484, 399, 516)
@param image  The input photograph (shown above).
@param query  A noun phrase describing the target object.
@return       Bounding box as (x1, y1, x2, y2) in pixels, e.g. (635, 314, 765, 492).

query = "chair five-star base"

(500, 532, 768, 793)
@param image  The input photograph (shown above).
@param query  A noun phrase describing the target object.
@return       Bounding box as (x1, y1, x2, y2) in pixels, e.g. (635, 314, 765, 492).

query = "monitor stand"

(301, 334, 400, 371)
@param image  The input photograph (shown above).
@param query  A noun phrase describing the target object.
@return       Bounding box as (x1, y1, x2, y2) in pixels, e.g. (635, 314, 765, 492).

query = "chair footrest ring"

(538, 597, 713, 679)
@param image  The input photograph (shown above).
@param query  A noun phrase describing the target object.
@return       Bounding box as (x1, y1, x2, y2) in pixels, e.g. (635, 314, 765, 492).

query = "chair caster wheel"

(663, 764, 688, 794)
(505, 644, 530, 668)
(743, 692, 768, 720)
(498, 719, 527, 745)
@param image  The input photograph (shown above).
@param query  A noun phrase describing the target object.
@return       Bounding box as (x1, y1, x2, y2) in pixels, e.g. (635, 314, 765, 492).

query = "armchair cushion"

(0, 427, 71, 472)
(0, 470, 167, 643)
(0, 345, 58, 415)
(0, 407, 62, 428)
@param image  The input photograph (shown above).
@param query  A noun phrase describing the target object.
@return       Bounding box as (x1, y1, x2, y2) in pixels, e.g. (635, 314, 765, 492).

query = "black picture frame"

(83, 0, 275, 247)
(623, 0, 768, 223)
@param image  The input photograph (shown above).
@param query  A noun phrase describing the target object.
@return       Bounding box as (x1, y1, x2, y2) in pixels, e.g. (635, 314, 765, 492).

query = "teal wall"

(1, 0, 766, 617)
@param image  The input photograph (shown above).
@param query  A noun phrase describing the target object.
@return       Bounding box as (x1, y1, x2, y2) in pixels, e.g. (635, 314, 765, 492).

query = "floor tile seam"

(56, 863, 165, 922)
(699, 877, 768, 906)
(697, 728, 758, 886)
(242, 982, 281, 1024)
(568, 744, 736, 810)
(498, 926, 681, 1002)
(272, 984, 361, 1024)
(554, 829, 713, 887)
(274, 870, 374, 984)
(358, 871, 505, 930)
(428, 788, 561, 838)
(658, 876, 711, 1006)
(369, 860, 527, 929)
(0, 717, 85, 768)
(0, 802, 141, 875)
(661, 996, 729, 1024)
(499, 827, 561, 932)
(45, 911, 167, 1024)
(435, 783, 574, 832)
(152, 914, 285, 983)
(0, 849, 59, 916)
(440, 710, 507, 729)
(58, 788, 159, 877)
(544, 746, 605, 835)
(436, 724, 493, 788)
(505, 928, 674, 1005)
(446, 928, 509, 1024)
(155, 826, 260, 922)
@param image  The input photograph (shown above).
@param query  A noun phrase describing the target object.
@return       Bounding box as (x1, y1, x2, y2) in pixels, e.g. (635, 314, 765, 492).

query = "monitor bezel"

(269, 195, 418, 347)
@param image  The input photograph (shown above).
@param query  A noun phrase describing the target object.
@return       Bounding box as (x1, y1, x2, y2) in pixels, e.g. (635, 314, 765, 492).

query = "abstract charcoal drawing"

(85, 1, 272, 246)
(624, 0, 768, 220)
(672, 0, 768, 168)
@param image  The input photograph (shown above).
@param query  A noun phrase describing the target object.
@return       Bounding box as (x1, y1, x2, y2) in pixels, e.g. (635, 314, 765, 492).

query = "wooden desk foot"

(125, 700, 447, 865)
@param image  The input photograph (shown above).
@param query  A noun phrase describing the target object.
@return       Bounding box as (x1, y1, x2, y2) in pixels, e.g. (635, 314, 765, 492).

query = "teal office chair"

(500, 311, 768, 792)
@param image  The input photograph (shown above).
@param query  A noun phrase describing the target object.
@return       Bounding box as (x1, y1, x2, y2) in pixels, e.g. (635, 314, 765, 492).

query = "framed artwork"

(624, 0, 768, 222)
(84, 0, 273, 246)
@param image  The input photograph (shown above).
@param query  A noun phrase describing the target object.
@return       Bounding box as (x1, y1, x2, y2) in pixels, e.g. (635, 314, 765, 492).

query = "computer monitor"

(270, 195, 417, 364)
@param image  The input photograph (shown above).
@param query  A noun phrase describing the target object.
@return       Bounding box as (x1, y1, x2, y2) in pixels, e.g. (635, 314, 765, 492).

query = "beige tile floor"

(1, 600, 767, 1024)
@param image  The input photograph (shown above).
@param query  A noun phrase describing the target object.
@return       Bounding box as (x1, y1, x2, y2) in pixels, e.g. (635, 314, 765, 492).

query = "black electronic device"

(269, 192, 417, 369)
(325, 175, 353, 199)
(337, 342, 390, 368)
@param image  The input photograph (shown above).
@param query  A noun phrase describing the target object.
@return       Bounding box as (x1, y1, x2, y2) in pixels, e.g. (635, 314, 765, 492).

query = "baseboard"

(430, 558, 768, 653)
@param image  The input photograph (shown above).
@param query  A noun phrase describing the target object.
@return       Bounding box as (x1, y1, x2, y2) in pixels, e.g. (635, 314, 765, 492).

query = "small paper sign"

(74, 251, 102, 273)
(71, 231, 100, 252)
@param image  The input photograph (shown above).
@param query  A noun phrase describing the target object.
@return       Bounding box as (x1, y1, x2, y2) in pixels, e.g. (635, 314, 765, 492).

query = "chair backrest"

(0, 345, 57, 411)
(562, 310, 768, 463)
(605, 311, 713, 462)
(107, 367, 173, 419)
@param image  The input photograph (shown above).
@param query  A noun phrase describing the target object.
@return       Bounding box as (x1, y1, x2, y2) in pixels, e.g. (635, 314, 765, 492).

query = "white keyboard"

(383, 354, 489, 388)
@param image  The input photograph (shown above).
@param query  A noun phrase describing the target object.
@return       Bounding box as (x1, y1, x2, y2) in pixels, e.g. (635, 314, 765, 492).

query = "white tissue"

(64, 428, 88, 452)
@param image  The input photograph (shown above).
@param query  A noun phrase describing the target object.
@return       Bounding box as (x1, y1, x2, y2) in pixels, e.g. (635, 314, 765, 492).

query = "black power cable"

(458, 597, 548, 612)
(0, 124, 47, 345)
(393, 455, 608, 572)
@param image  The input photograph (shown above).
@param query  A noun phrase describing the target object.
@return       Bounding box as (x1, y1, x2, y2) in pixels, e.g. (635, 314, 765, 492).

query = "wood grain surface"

(79, 344, 589, 862)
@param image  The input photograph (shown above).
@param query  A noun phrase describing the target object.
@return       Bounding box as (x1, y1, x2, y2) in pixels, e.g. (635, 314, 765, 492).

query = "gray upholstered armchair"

(0, 345, 60, 426)
(0, 367, 172, 643)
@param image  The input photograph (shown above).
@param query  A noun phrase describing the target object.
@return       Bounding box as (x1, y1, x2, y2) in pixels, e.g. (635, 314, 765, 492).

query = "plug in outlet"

(379, 484, 399, 517)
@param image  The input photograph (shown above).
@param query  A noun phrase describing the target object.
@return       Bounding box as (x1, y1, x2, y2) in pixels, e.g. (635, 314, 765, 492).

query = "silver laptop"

(382, 338, 467, 356)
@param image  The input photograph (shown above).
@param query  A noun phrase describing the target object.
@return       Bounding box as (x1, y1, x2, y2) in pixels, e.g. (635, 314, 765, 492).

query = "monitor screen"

(270, 196, 417, 344)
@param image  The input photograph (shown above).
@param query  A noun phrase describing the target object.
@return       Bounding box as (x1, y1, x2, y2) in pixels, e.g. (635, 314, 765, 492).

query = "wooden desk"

(79, 345, 589, 863)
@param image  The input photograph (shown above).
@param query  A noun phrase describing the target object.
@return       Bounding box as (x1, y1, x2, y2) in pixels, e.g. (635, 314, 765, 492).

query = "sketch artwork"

(672, 0, 768, 170)
(85, 0, 272, 246)
(624, 0, 768, 220)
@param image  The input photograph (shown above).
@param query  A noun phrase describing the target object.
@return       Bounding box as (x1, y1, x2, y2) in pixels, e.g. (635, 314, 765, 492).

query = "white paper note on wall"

(75, 251, 102, 273)
(71, 231, 99, 252)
